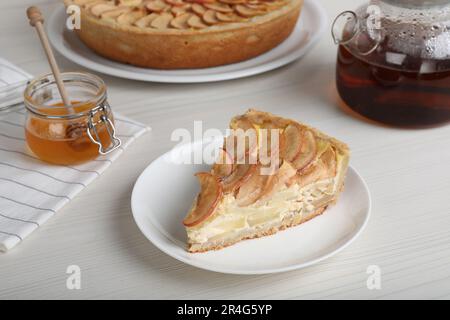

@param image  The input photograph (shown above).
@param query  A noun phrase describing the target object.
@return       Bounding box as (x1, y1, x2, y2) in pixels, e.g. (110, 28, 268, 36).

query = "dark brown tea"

(336, 45, 450, 127)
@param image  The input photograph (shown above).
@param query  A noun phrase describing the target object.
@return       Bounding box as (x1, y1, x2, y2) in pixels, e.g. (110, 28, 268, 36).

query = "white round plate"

(131, 137, 371, 275)
(47, 0, 327, 83)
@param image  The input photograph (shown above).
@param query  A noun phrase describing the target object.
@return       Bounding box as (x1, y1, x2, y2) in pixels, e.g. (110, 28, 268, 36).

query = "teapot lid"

(332, 0, 450, 67)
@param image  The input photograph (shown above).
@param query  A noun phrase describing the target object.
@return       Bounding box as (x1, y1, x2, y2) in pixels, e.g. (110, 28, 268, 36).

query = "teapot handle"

(332, 11, 359, 45)
(332, 9, 382, 56)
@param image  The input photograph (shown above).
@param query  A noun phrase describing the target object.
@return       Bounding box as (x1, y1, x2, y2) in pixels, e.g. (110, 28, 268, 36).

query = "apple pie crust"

(64, 0, 304, 69)
(184, 109, 350, 253)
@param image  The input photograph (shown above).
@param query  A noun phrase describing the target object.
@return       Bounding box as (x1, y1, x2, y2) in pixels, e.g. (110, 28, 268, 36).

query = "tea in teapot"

(333, 0, 450, 127)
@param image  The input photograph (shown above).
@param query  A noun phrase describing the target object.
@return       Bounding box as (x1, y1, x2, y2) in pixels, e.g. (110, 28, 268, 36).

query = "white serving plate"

(131, 137, 371, 275)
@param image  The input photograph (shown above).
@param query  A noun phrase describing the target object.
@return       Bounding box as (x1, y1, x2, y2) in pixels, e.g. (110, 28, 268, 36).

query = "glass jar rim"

(23, 71, 107, 120)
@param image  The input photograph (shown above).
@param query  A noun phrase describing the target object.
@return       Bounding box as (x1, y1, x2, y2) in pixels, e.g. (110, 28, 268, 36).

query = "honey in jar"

(24, 72, 121, 165)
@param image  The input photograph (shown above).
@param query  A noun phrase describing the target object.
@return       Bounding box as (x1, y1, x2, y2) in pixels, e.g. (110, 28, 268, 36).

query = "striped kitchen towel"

(0, 58, 150, 252)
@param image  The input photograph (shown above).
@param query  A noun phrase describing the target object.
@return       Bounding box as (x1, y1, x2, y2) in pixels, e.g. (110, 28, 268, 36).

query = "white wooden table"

(1, 0, 450, 300)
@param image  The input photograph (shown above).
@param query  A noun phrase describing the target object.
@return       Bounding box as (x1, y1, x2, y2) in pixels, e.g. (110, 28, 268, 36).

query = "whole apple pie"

(64, 0, 304, 69)
(183, 110, 350, 253)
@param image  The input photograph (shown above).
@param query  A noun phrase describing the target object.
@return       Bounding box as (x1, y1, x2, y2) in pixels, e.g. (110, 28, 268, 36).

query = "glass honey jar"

(23, 72, 121, 165)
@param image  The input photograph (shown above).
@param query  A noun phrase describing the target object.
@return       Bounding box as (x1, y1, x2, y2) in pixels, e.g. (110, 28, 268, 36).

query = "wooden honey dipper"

(27, 6, 74, 113)
(25, 6, 120, 157)
(26, 5, 92, 151)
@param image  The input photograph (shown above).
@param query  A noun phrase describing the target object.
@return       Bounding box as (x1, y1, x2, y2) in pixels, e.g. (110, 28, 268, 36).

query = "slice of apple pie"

(183, 109, 350, 253)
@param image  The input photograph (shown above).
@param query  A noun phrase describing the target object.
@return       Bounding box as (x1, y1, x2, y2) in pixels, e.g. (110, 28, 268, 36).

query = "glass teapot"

(332, 0, 450, 127)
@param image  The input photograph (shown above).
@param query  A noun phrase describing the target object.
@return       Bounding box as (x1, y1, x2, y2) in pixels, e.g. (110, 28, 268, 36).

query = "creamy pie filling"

(187, 179, 336, 244)
(187, 145, 347, 245)
(186, 164, 343, 244)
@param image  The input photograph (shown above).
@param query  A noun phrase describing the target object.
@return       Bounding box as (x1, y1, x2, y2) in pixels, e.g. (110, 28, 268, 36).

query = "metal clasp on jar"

(86, 101, 121, 155)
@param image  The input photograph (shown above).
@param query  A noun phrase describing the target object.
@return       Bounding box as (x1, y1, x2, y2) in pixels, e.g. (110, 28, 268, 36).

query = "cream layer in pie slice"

(183, 109, 350, 253)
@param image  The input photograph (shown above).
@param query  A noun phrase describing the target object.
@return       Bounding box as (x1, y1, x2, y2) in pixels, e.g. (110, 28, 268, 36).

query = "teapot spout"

(332, 11, 359, 45)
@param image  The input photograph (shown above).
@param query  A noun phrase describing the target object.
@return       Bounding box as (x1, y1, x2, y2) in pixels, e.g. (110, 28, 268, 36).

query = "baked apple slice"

(116, 0, 142, 5)
(319, 146, 337, 178)
(183, 173, 223, 227)
(188, 0, 215, 4)
(295, 160, 328, 188)
(236, 165, 274, 206)
(165, 0, 185, 6)
(91, 4, 117, 17)
(212, 148, 234, 179)
(289, 145, 337, 188)
(222, 163, 257, 193)
(236, 160, 297, 206)
(226, 117, 258, 162)
(292, 129, 317, 171)
(258, 161, 297, 203)
(257, 121, 283, 162)
(281, 123, 303, 162)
